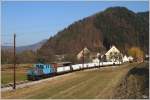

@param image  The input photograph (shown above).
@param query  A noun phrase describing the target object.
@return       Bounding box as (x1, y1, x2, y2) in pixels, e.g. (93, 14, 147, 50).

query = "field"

(2, 62, 148, 99)
(1, 64, 33, 85)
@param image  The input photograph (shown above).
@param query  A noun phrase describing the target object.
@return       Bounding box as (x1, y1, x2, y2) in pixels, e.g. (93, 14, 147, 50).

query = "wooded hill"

(38, 7, 149, 61)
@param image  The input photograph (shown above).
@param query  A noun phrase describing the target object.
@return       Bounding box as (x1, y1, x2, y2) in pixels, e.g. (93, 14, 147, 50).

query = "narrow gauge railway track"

(1, 80, 29, 88)
(1, 72, 76, 92)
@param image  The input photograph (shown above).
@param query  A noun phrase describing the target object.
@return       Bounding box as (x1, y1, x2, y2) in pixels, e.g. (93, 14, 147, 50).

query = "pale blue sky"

(1, 1, 149, 46)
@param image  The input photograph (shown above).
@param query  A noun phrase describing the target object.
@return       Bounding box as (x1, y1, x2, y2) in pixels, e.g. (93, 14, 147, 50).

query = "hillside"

(38, 7, 149, 59)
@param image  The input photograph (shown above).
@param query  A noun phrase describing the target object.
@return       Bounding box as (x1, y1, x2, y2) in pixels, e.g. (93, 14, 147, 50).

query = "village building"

(77, 47, 90, 61)
(128, 56, 134, 62)
(123, 55, 129, 62)
(92, 45, 122, 63)
(89, 52, 98, 59)
(145, 54, 149, 61)
(55, 55, 65, 61)
(92, 53, 105, 63)
(92, 53, 100, 63)
(105, 45, 123, 62)
(92, 58, 99, 63)
(77, 45, 125, 63)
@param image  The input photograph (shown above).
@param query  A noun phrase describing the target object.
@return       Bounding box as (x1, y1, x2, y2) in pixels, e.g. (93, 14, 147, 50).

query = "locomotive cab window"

(39, 65, 43, 69)
(46, 65, 49, 68)
(36, 64, 40, 68)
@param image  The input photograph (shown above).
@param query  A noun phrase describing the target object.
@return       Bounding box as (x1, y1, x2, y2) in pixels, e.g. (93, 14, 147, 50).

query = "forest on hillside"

(37, 7, 149, 62)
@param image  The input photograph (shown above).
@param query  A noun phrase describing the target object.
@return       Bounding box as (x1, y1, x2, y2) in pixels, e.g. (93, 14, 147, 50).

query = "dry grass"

(113, 62, 149, 99)
(1, 64, 33, 84)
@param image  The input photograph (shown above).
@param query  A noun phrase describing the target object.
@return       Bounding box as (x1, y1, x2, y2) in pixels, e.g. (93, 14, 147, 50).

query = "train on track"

(27, 61, 122, 80)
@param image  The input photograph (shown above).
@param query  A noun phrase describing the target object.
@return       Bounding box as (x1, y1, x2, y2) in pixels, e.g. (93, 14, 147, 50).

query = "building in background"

(77, 47, 90, 62)
(105, 45, 123, 62)
(123, 55, 129, 62)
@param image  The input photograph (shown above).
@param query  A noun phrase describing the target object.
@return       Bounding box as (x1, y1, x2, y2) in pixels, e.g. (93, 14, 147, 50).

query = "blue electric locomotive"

(27, 63, 55, 80)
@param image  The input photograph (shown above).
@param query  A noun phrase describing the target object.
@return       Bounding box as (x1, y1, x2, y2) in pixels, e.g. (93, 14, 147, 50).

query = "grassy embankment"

(2, 62, 146, 99)
(113, 62, 149, 99)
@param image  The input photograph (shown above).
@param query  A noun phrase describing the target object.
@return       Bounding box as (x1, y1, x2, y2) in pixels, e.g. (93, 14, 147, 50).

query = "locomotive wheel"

(27, 75, 31, 81)
(113, 63, 115, 65)
(35, 76, 41, 80)
(31, 76, 36, 81)
(27, 75, 35, 81)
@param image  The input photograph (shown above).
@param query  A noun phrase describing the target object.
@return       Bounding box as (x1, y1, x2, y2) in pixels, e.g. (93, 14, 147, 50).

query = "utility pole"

(99, 48, 101, 68)
(101, 55, 103, 67)
(13, 33, 16, 90)
(99, 55, 100, 68)
(82, 47, 84, 70)
(97, 53, 100, 68)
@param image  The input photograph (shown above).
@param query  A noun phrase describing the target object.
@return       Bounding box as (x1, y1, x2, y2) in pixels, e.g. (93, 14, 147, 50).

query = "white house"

(92, 58, 99, 63)
(92, 53, 104, 63)
(105, 45, 122, 62)
(128, 56, 134, 62)
(123, 55, 129, 62)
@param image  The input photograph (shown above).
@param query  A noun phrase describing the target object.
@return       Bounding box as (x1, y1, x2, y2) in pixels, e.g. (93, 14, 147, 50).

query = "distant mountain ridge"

(2, 39, 47, 53)
(38, 7, 149, 58)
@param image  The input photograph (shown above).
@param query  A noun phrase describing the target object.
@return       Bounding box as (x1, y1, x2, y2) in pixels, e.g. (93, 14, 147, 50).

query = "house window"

(110, 52, 113, 55)
(114, 52, 117, 55)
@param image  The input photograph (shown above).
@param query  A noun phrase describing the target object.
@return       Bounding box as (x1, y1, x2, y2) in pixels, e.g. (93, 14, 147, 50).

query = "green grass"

(1, 71, 27, 84)
(1, 64, 33, 85)
(1, 62, 142, 99)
